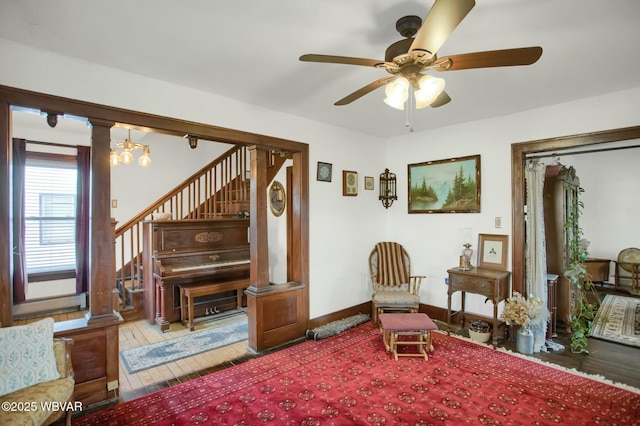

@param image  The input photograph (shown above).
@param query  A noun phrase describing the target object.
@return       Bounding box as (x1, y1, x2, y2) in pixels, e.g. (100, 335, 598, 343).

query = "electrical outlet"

(111, 199, 118, 208)
(495, 217, 502, 228)
(107, 380, 119, 391)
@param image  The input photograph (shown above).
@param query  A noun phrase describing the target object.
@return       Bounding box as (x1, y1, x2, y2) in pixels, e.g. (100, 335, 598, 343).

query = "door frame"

(510, 125, 640, 294)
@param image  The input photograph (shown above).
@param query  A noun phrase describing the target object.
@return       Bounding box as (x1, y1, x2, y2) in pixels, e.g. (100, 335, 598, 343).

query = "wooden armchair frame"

(369, 242, 425, 324)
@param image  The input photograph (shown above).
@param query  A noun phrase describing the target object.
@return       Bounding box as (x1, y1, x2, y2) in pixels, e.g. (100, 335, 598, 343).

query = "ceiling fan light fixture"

(384, 77, 410, 110)
(415, 74, 445, 109)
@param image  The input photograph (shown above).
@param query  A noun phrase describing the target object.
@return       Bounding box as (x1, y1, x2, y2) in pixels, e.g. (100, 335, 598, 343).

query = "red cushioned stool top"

(378, 313, 438, 331)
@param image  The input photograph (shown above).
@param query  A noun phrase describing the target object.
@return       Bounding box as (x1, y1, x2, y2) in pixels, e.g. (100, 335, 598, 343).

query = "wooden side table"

(584, 258, 611, 284)
(446, 267, 510, 348)
(615, 261, 640, 291)
(378, 313, 438, 361)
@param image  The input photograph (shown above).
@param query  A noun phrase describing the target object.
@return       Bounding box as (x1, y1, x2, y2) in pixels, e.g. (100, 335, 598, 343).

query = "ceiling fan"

(299, 0, 542, 110)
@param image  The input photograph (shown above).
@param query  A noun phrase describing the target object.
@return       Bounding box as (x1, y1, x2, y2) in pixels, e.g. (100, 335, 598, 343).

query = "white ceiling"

(1, 0, 639, 138)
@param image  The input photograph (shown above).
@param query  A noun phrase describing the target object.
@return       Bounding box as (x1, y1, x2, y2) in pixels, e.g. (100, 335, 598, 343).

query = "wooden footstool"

(378, 313, 438, 361)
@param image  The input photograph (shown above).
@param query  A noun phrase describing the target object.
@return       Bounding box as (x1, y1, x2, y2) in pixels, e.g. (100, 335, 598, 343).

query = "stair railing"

(113, 144, 249, 301)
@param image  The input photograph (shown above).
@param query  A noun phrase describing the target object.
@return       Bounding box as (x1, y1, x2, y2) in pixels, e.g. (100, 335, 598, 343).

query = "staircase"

(113, 144, 288, 321)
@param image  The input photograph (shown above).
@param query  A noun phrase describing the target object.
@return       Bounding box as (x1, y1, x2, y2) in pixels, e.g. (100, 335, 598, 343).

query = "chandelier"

(110, 129, 151, 167)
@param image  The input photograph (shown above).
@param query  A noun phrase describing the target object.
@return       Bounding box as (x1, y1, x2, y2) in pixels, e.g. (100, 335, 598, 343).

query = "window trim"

(24, 150, 78, 282)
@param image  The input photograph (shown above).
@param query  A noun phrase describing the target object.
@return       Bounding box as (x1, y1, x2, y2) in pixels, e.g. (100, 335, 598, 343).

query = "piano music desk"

(180, 278, 249, 331)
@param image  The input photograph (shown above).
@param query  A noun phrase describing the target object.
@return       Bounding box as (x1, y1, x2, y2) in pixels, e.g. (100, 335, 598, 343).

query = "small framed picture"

(317, 162, 332, 182)
(364, 176, 374, 190)
(342, 170, 358, 196)
(478, 233, 509, 271)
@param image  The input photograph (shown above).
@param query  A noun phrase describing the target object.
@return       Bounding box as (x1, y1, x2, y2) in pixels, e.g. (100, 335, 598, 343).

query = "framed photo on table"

(478, 234, 508, 270)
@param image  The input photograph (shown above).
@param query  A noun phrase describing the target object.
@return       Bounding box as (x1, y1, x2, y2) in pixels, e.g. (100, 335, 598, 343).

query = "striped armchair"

(369, 242, 425, 324)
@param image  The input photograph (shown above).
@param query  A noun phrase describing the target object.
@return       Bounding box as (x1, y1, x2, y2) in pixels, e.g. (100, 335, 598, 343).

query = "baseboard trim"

(308, 302, 371, 330)
(310, 302, 505, 336)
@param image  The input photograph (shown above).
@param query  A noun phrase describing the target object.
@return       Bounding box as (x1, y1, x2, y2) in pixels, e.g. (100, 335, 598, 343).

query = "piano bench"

(180, 278, 250, 331)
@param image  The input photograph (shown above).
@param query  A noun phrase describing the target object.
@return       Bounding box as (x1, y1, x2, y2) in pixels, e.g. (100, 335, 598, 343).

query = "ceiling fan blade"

(299, 54, 385, 68)
(335, 76, 395, 106)
(434, 47, 543, 71)
(409, 0, 476, 59)
(430, 91, 451, 108)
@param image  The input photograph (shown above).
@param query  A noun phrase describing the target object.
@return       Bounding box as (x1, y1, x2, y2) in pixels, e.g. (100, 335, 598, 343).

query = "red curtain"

(12, 138, 26, 304)
(75, 145, 90, 294)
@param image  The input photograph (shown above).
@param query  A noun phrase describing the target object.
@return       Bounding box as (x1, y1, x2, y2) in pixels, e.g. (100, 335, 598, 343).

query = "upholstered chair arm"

(409, 275, 425, 295)
(53, 337, 74, 380)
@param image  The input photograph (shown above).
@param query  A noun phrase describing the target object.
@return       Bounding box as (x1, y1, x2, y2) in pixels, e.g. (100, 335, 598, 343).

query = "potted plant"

(500, 291, 549, 354)
(561, 167, 600, 353)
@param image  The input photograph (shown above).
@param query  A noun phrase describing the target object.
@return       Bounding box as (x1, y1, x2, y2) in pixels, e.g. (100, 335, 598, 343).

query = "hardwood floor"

(116, 312, 251, 399)
(15, 310, 255, 402)
(16, 288, 640, 416)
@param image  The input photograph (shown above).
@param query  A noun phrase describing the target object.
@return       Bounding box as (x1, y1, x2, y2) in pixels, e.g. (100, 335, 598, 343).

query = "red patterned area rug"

(76, 322, 640, 425)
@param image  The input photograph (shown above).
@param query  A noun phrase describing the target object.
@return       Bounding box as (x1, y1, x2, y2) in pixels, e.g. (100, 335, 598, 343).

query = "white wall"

(0, 38, 388, 319)
(553, 146, 640, 283)
(267, 161, 290, 285)
(383, 88, 640, 317)
(110, 134, 232, 225)
(3, 38, 639, 320)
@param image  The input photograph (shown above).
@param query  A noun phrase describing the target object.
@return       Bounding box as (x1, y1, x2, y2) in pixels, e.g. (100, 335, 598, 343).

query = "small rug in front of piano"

(120, 315, 248, 373)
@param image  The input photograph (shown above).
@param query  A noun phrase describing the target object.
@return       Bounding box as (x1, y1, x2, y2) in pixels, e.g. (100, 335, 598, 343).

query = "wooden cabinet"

(585, 258, 611, 284)
(543, 166, 580, 331)
(446, 267, 510, 348)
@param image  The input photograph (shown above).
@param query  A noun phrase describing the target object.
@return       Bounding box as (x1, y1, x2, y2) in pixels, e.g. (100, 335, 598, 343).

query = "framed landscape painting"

(408, 154, 480, 213)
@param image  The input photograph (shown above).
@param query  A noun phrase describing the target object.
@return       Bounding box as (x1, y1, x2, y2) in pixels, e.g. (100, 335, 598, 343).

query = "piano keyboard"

(170, 259, 250, 273)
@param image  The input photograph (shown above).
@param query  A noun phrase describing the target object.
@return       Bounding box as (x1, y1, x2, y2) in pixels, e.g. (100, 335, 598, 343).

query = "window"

(24, 153, 77, 278)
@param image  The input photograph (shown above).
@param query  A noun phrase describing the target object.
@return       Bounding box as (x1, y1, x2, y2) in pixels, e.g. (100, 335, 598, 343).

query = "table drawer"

(451, 274, 493, 294)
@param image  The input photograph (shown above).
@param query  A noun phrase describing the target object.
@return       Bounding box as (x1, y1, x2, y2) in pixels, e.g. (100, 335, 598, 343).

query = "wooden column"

(0, 98, 10, 326)
(289, 150, 309, 329)
(86, 118, 120, 325)
(245, 146, 308, 352)
(246, 146, 270, 350)
(247, 145, 270, 291)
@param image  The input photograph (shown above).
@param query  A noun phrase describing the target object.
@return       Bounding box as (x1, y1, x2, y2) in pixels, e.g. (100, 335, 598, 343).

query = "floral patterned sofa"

(0, 318, 74, 426)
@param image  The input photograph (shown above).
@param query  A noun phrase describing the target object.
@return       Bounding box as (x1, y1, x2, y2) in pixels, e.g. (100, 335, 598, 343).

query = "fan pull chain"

(405, 90, 415, 132)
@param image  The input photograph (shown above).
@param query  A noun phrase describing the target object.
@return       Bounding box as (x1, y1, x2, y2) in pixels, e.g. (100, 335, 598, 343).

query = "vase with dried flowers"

(500, 291, 550, 354)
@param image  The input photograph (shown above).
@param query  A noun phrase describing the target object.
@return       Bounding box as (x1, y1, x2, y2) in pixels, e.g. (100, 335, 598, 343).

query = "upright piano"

(142, 218, 250, 331)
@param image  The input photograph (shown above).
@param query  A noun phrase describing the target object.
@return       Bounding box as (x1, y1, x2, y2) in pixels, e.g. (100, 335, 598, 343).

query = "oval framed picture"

(269, 181, 286, 216)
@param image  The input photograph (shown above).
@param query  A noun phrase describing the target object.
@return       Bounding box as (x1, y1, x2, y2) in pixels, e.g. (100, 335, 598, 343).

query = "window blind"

(24, 156, 77, 275)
